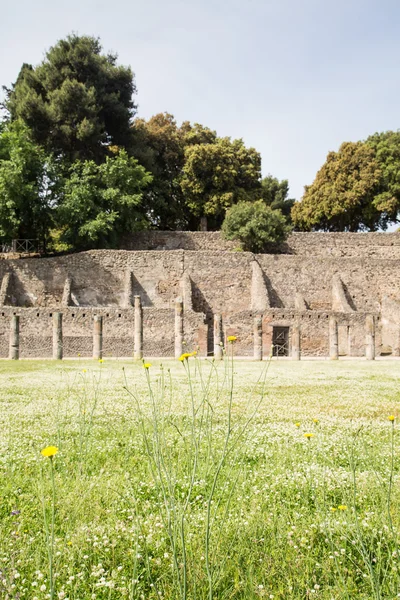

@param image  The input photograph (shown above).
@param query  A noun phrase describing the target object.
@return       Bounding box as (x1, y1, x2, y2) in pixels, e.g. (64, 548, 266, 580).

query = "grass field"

(1, 355, 400, 600)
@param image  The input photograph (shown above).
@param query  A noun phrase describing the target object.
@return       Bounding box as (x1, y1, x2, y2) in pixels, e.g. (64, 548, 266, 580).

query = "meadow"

(0, 354, 399, 600)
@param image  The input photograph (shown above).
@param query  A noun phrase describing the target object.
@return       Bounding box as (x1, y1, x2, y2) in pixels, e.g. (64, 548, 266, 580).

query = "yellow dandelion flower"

(179, 353, 191, 362)
(189, 351, 197, 357)
(143, 363, 152, 369)
(67, 541, 72, 546)
(295, 422, 301, 427)
(330, 507, 337, 512)
(313, 418, 319, 424)
(388, 415, 395, 422)
(98, 358, 104, 363)
(338, 505, 347, 511)
(82, 369, 87, 373)
(304, 433, 314, 439)
(227, 336, 237, 342)
(41, 446, 58, 458)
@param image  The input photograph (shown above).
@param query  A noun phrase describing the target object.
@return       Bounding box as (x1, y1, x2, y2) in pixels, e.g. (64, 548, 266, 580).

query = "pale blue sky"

(1, 0, 399, 200)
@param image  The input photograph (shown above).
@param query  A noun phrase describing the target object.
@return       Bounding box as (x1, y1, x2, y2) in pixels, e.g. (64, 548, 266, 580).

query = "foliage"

(222, 200, 291, 252)
(132, 116, 260, 231)
(132, 114, 189, 229)
(5, 35, 136, 164)
(1, 358, 400, 599)
(56, 149, 152, 249)
(291, 141, 384, 231)
(131, 114, 218, 229)
(261, 174, 295, 221)
(0, 120, 55, 245)
(181, 137, 262, 230)
(366, 130, 400, 219)
(2, 35, 296, 245)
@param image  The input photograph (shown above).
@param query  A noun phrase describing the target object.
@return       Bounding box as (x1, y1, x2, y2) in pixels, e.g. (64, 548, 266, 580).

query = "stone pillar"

(366, 314, 375, 360)
(62, 277, 72, 307)
(9, 315, 19, 360)
(292, 321, 301, 360)
(214, 314, 223, 360)
(253, 315, 263, 361)
(134, 296, 143, 360)
(123, 271, 133, 308)
(175, 297, 184, 358)
(93, 315, 103, 360)
(251, 261, 269, 311)
(52, 312, 63, 360)
(0, 272, 11, 306)
(180, 272, 193, 311)
(329, 316, 338, 360)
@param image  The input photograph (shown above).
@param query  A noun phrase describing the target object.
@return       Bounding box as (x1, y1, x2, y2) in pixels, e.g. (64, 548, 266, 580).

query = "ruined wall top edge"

(119, 231, 400, 258)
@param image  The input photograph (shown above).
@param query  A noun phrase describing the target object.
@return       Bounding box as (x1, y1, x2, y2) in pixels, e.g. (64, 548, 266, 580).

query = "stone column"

(93, 315, 103, 360)
(366, 314, 375, 360)
(52, 312, 63, 360)
(253, 315, 263, 361)
(175, 297, 184, 358)
(329, 316, 338, 360)
(214, 314, 223, 360)
(9, 315, 19, 360)
(123, 271, 133, 308)
(292, 321, 301, 360)
(134, 296, 143, 360)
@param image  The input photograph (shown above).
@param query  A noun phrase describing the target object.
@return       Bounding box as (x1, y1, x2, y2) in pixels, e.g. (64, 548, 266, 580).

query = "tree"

(261, 175, 295, 221)
(56, 149, 152, 249)
(291, 141, 383, 231)
(181, 137, 262, 230)
(5, 35, 136, 164)
(0, 120, 54, 246)
(222, 200, 291, 252)
(132, 114, 188, 229)
(366, 130, 400, 220)
(131, 114, 217, 229)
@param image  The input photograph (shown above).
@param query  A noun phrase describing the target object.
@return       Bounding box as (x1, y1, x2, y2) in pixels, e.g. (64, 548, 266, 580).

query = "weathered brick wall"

(120, 231, 237, 252)
(119, 230, 400, 258)
(283, 232, 400, 258)
(0, 233, 397, 358)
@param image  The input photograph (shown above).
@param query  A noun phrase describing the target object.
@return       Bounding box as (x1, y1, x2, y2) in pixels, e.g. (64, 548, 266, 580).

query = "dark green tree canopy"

(57, 149, 152, 250)
(181, 137, 262, 230)
(366, 130, 400, 219)
(292, 142, 384, 231)
(131, 114, 257, 231)
(0, 120, 55, 245)
(0, 34, 297, 251)
(6, 35, 136, 163)
(292, 132, 400, 231)
(131, 113, 188, 229)
(261, 175, 295, 220)
(222, 200, 291, 252)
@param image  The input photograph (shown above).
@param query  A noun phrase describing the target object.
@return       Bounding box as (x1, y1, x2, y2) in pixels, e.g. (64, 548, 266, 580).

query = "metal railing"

(1, 239, 40, 254)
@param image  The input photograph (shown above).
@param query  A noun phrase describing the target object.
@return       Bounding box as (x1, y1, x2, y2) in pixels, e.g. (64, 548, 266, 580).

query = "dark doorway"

(272, 326, 289, 357)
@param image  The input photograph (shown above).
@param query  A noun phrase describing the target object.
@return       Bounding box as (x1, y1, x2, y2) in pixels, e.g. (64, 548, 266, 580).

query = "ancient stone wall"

(120, 230, 400, 258)
(120, 231, 237, 251)
(0, 238, 394, 358)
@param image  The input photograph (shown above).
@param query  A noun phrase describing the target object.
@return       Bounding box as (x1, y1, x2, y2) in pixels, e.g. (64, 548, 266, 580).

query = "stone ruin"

(2, 231, 400, 360)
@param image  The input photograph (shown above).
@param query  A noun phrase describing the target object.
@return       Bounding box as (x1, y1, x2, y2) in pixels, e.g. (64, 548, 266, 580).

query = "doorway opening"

(272, 326, 289, 357)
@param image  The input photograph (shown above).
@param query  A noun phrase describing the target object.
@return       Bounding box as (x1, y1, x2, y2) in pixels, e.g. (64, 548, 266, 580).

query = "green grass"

(1, 356, 400, 599)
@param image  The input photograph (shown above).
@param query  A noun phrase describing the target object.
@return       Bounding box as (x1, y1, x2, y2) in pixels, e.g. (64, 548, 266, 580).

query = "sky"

(1, 0, 399, 200)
